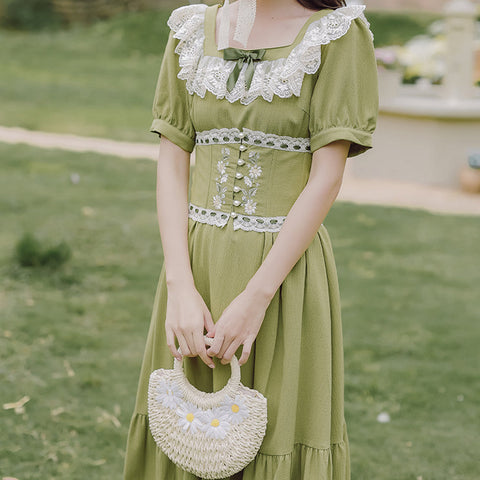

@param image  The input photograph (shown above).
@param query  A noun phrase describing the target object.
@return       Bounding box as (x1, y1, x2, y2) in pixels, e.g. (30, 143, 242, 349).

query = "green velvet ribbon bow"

(223, 47, 266, 92)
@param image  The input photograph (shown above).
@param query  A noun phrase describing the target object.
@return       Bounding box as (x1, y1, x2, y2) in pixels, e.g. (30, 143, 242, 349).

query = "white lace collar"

(167, 3, 373, 105)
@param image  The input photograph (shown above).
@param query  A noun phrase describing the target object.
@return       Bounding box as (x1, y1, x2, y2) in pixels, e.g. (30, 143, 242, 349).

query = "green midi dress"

(123, 3, 378, 479)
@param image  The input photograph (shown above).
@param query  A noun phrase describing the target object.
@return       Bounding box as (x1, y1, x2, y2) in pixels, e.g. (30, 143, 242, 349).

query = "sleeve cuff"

(150, 118, 195, 153)
(310, 127, 373, 158)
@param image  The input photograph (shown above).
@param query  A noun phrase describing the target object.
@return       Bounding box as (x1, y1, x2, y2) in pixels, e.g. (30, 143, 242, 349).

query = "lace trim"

(188, 203, 286, 232)
(167, 4, 373, 105)
(233, 212, 286, 232)
(188, 204, 229, 228)
(196, 127, 311, 152)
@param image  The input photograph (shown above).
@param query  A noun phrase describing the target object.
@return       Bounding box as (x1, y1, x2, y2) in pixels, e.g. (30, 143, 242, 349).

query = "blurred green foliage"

(366, 10, 442, 47)
(0, 0, 62, 30)
(15, 232, 72, 268)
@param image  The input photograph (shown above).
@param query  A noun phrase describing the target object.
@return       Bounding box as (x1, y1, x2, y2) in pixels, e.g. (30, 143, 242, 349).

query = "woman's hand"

(165, 281, 216, 369)
(205, 287, 272, 366)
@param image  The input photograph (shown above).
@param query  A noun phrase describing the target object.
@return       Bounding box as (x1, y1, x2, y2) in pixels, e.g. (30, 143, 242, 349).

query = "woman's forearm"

(244, 140, 350, 303)
(156, 136, 194, 289)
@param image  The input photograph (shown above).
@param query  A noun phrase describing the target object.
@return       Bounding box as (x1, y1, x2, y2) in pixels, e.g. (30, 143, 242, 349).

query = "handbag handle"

(173, 335, 242, 408)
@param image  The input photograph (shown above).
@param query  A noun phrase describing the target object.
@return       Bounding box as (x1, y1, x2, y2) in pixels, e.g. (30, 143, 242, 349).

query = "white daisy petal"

(219, 394, 250, 424)
(200, 407, 231, 439)
(175, 401, 204, 434)
(155, 379, 184, 409)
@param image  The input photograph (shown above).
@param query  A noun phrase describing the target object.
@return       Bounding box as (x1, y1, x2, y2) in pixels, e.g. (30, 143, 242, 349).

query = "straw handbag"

(147, 335, 268, 479)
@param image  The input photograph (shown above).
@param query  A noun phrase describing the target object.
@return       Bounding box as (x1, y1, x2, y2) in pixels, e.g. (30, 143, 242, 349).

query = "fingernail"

(209, 364, 215, 369)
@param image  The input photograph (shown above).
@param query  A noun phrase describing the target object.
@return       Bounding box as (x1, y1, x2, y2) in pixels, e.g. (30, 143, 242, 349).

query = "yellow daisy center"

(211, 418, 220, 427)
(186, 413, 194, 422)
(231, 404, 240, 413)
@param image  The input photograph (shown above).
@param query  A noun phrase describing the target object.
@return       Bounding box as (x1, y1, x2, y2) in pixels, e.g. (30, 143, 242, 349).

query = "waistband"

(195, 127, 311, 152)
(188, 202, 288, 232)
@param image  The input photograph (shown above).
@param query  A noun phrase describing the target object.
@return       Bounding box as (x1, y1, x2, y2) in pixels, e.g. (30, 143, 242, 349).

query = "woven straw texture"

(147, 336, 268, 479)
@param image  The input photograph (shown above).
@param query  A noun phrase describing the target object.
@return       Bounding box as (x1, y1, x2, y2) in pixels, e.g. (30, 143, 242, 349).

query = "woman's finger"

(176, 331, 191, 357)
(185, 331, 198, 357)
(206, 332, 224, 358)
(221, 338, 243, 365)
(217, 334, 233, 359)
(238, 337, 254, 366)
(165, 326, 181, 361)
(192, 330, 215, 368)
(203, 307, 216, 335)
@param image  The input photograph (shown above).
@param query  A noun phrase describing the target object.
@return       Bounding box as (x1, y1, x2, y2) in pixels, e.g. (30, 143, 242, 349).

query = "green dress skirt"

(123, 3, 378, 479)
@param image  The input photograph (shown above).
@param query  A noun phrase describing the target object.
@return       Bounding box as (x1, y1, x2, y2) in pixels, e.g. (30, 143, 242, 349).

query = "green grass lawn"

(0, 9, 171, 142)
(0, 8, 441, 143)
(0, 142, 478, 479)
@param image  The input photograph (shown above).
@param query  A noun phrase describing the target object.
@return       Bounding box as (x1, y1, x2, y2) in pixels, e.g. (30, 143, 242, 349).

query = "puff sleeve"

(149, 28, 196, 153)
(309, 16, 379, 157)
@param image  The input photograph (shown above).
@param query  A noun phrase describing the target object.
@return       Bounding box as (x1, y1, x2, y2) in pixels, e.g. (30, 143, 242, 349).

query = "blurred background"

(0, 1, 478, 479)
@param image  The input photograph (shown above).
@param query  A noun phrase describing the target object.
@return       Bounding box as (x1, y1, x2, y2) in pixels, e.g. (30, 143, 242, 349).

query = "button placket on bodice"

(231, 132, 261, 217)
(189, 127, 320, 233)
(209, 130, 263, 219)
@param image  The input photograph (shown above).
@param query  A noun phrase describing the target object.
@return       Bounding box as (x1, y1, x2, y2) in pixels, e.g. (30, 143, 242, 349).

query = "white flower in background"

(219, 173, 228, 184)
(219, 394, 249, 425)
(397, 35, 446, 82)
(428, 19, 445, 36)
(199, 407, 231, 439)
(155, 379, 184, 409)
(70, 172, 80, 184)
(176, 401, 204, 434)
(244, 176, 253, 187)
(375, 46, 399, 69)
(376, 19, 480, 85)
(376, 411, 391, 423)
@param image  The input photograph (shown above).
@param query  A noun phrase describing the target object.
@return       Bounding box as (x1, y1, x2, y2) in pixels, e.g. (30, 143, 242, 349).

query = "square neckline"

(204, 3, 334, 61)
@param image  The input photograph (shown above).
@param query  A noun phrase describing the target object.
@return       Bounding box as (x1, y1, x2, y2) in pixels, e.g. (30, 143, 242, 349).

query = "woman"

(123, 0, 378, 478)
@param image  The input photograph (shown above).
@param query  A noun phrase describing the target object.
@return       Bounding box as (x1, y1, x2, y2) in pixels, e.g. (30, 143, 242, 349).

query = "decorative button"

(239, 145, 247, 152)
(238, 132, 245, 139)
(235, 172, 244, 179)
(233, 186, 241, 192)
(230, 212, 237, 218)
(237, 159, 245, 166)
(233, 200, 241, 206)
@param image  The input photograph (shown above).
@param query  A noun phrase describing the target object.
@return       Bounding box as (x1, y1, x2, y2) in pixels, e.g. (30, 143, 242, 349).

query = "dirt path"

(0, 125, 160, 161)
(1, 125, 479, 216)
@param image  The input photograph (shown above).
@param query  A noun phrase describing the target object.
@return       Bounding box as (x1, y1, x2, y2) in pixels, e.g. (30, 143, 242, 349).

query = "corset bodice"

(188, 128, 314, 232)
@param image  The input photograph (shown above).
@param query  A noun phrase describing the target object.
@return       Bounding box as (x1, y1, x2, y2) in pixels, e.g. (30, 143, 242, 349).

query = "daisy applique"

(155, 379, 184, 409)
(219, 394, 250, 425)
(176, 401, 204, 434)
(199, 407, 231, 440)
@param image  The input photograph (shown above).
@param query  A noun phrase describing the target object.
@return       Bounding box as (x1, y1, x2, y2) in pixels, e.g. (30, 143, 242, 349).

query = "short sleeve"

(309, 17, 379, 157)
(150, 28, 196, 153)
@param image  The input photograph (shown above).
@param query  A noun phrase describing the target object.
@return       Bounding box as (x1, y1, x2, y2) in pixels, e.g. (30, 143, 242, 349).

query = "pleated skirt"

(123, 215, 350, 479)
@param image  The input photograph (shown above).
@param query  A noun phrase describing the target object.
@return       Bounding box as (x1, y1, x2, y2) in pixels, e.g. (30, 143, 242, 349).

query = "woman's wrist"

(166, 271, 196, 292)
(243, 276, 277, 309)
